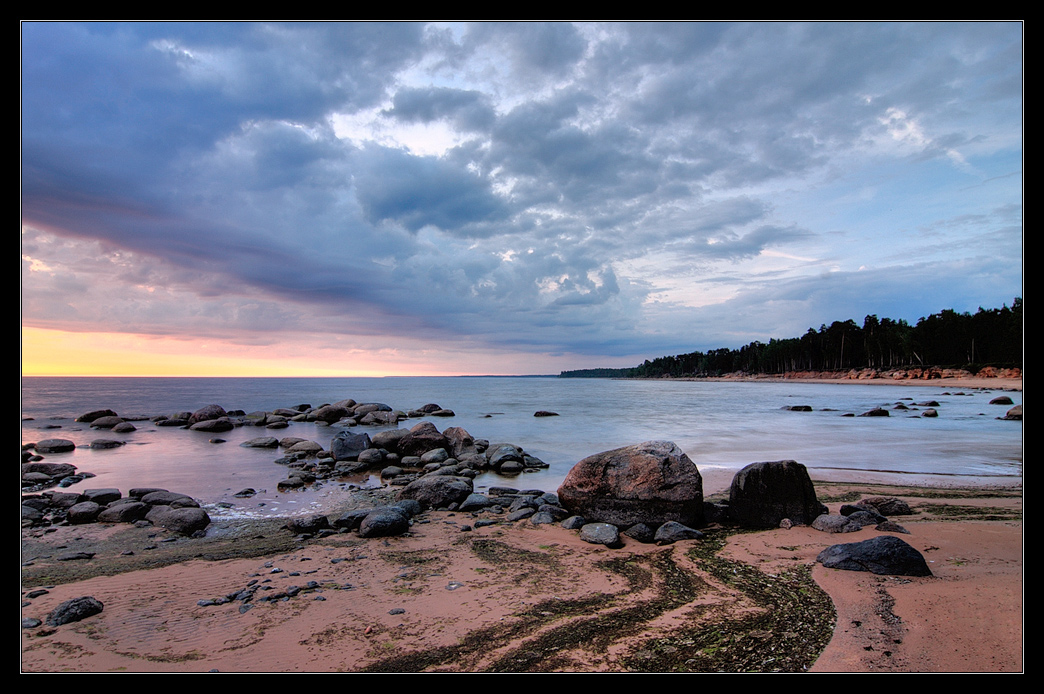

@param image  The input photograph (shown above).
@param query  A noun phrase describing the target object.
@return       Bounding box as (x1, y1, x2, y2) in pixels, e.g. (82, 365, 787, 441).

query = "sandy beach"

(21, 473, 1022, 673)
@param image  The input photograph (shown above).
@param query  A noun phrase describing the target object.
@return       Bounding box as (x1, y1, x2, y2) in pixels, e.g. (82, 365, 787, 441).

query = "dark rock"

(330, 431, 372, 461)
(112, 422, 137, 433)
(728, 460, 826, 528)
(83, 488, 122, 505)
(145, 506, 211, 535)
(22, 505, 44, 523)
(241, 437, 279, 448)
(921, 408, 939, 417)
(46, 596, 103, 626)
(621, 523, 656, 543)
(332, 509, 373, 531)
(398, 475, 473, 510)
(459, 493, 492, 512)
(75, 409, 118, 423)
(397, 422, 448, 458)
(189, 405, 227, 424)
(44, 491, 83, 508)
(487, 444, 524, 468)
(989, 395, 1014, 405)
(97, 501, 149, 523)
(89, 439, 124, 449)
(442, 426, 475, 458)
(506, 507, 536, 522)
(35, 439, 76, 454)
(558, 441, 704, 528)
(140, 491, 194, 506)
(89, 416, 125, 429)
(371, 429, 408, 453)
(314, 404, 351, 423)
(67, 501, 102, 524)
(358, 507, 410, 538)
(817, 535, 932, 576)
(534, 411, 559, 417)
(1000, 404, 1022, 421)
(654, 521, 705, 544)
(840, 503, 887, 523)
(862, 496, 914, 516)
(391, 499, 423, 517)
(561, 516, 586, 530)
(537, 504, 570, 521)
(189, 417, 234, 432)
(703, 501, 730, 525)
(859, 407, 890, 417)
(286, 440, 323, 455)
(579, 523, 621, 547)
(286, 514, 331, 535)
(155, 418, 190, 427)
(875, 520, 911, 534)
(811, 513, 861, 533)
(22, 462, 77, 479)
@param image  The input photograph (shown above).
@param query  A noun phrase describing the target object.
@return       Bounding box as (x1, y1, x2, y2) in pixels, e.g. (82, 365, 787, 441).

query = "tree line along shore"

(561, 299, 1022, 380)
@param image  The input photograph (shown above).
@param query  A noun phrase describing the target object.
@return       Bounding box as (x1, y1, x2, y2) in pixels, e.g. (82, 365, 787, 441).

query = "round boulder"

(558, 441, 704, 528)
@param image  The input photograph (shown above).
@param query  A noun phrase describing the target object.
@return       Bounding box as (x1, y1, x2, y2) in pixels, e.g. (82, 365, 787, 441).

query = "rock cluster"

(266, 419, 548, 492)
(21, 487, 210, 536)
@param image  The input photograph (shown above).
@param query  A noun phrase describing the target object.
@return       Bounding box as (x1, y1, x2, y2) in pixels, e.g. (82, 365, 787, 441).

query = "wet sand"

(21, 476, 1022, 673)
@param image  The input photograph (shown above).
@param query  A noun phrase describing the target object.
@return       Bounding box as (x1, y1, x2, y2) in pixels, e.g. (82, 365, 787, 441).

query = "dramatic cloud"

(21, 22, 1023, 374)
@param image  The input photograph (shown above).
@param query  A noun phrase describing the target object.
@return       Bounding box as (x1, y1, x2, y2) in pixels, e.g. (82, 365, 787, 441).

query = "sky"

(21, 22, 1023, 376)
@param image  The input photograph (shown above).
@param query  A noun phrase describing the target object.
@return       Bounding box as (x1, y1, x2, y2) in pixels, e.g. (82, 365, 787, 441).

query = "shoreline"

(21, 477, 1022, 673)
(630, 375, 1023, 392)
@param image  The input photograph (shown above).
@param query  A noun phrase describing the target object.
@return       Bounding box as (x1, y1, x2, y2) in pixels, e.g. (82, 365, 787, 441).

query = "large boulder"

(728, 460, 827, 528)
(558, 441, 704, 528)
(816, 535, 932, 576)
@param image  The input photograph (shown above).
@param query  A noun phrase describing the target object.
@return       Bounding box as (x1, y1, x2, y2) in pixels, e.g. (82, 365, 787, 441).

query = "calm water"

(21, 376, 1023, 519)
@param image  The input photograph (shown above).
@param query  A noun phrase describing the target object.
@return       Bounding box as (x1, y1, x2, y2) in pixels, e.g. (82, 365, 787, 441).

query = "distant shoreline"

(659, 375, 1023, 392)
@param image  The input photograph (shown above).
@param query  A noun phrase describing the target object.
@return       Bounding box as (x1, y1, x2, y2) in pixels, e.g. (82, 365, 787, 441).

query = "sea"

(21, 376, 1023, 520)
